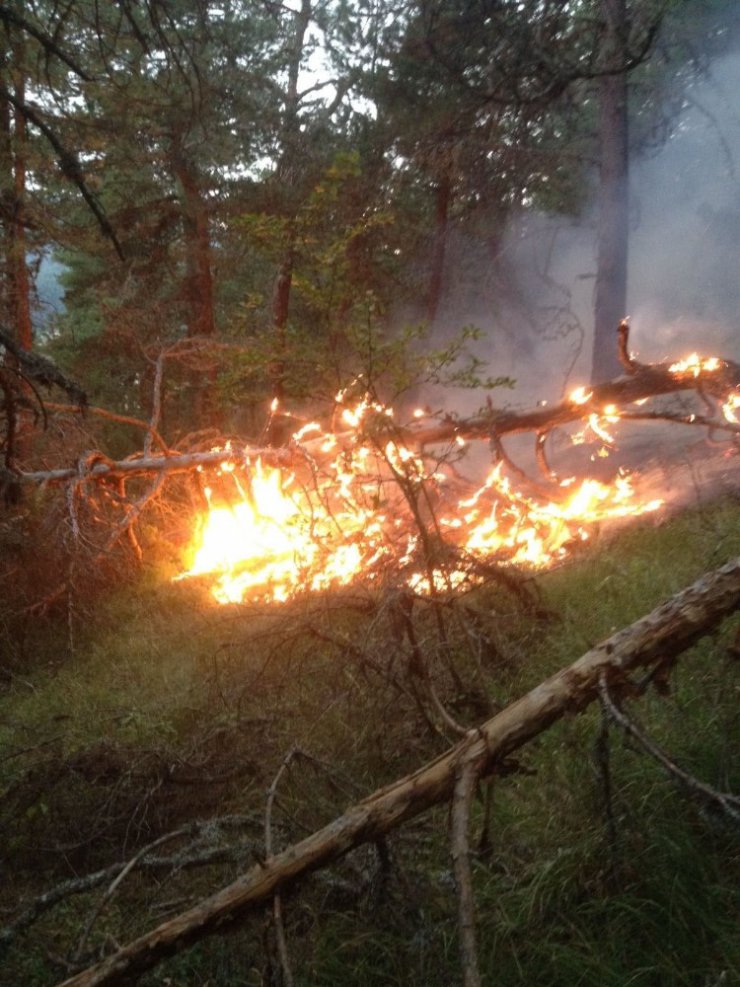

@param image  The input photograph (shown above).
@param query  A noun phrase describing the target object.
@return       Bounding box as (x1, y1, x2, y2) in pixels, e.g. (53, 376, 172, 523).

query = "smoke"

(628, 51, 740, 363)
(420, 44, 740, 417)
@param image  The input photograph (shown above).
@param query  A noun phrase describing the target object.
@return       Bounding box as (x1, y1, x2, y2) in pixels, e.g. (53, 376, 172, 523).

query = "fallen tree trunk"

(15, 353, 740, 487)
(58, 555, 740, 987)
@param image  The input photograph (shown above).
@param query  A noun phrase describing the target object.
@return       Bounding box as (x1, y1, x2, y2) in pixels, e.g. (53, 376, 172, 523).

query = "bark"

(268, 0, 311, 424)
(269, 241, 295, 408)
(9, 39, 31, 352)
(169, 137, 218, 428)
(0, 43, 13, 325)
(592, 0, 629, 385)
(0, 26, 31, 349)
(56, 555, 740, 987)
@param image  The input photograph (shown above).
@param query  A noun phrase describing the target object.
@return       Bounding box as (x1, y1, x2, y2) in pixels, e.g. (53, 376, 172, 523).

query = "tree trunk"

(9, 34, 31, 352)
(427, 169, 451, 325)
(0, 26, 31, 350)
(171, 149, 215, 340)
(269, 238, 295, 409)
(170, 140, 218, 427)
(267, 0, 311, 442)
(591, 0, 629, 385)
(56, 555, 740, 987)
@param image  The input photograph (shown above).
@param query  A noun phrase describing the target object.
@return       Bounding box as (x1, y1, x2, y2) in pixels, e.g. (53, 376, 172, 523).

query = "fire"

(177, 396, 665, 605)
(435, 466, 661, 577)
(669, 353, 722, 377)
(569, 386, 593, 405)
(722, 388, 740, 424)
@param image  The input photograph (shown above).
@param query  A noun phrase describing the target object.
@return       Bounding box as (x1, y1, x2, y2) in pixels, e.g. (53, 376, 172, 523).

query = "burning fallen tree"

(1, 323, 739, 986)
(2, 319, 739, 612)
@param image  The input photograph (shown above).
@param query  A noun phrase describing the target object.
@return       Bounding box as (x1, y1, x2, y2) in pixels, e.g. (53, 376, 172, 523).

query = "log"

(58, 555, 740, 987)
(17, 356, 740, 487)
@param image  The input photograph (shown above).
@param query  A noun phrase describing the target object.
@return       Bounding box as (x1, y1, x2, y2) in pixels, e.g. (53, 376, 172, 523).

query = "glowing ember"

(572, 403, 620, 448)
(176, 396, 666, 605)
(722, 388, 740, 424)
(669, 353, 722, 377)
(569, 386, 593, 405)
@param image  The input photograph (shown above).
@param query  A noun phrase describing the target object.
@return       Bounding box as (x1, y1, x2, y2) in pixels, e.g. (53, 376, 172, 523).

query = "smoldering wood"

(13, 345, 740, 488)
(56, 555, 740, 987)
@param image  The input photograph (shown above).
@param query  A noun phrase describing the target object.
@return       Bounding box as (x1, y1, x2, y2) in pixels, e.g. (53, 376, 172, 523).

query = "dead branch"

(55, 555, 740, 987)
(451, 759, 482, 987)
(0, 326, 87, 407)
(15, 325, 740, 489)
(264, 748, 298, 987)
(72, 830, 190, 963)
(46, 403, 169, 455)
(408, 357, 740, 451)
(16, 445, 290, 486)
(598, 673, 740, 824)
(0, 815, 261, 948)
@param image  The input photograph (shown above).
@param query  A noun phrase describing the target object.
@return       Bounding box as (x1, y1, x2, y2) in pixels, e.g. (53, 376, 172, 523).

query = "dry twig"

(598, 673, 740, 824)
(264, 748, 299, 987)
(451, 757, 482, 987)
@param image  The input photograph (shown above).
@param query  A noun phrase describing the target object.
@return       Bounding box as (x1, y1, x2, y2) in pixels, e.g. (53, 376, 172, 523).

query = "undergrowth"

(0, 496, 738, 986)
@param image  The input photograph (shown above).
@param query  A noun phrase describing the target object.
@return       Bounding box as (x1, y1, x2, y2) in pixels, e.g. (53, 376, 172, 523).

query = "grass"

(0, 496, 738, 986)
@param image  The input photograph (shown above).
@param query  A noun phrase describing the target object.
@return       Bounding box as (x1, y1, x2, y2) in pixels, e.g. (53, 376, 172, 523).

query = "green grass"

(0, 497, 738, 986)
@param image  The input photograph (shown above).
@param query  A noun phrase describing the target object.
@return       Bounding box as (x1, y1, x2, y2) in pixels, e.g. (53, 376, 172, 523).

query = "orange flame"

(722, 388, 740, 424)
(669, 353, 722, 377)
(176, 395, 668, 604)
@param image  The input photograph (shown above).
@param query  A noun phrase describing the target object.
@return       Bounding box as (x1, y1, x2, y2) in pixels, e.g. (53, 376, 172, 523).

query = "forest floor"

(0, 433, 738, 987)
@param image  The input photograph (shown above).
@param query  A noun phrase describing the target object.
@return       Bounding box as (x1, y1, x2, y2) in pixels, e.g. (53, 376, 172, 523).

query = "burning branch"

(5, 321, 740, 614)
(11, 321, 740, 490)
(54, 555, 740, 987)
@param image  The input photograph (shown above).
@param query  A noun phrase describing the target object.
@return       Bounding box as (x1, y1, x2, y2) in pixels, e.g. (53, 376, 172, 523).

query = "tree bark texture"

(268, 0, 311, 420)
(0, 26, 32, 350)
(592, 0, 629, 385)
(57, 556, 740, 987)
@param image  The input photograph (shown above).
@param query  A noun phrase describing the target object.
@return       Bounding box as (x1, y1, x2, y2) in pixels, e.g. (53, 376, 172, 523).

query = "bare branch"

(12, 327, 740, 489)
(598, 673, 740, 824)
(451, 758, 482, 987)
(264, 749, 299, 987)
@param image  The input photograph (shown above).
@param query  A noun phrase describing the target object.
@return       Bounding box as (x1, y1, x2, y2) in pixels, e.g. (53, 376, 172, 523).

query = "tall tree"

(0, 7, 32, 351)
(592, 0, 629, 384)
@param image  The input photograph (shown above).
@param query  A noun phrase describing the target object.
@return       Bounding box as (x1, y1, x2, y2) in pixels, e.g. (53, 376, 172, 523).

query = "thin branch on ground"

(451, 757, 482, 987)
(0, 815, 261, 948)
(593, 704, 620, 885)
(265, 748, 300, 987)
(72, 829, 189, 962)
(598, 673, 740, 824)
